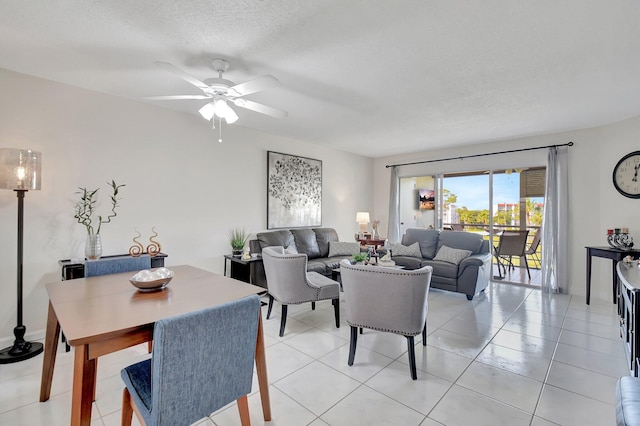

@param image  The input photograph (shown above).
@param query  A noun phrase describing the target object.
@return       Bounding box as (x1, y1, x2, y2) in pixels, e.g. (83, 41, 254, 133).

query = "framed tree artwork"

(267, 151, 322, 229)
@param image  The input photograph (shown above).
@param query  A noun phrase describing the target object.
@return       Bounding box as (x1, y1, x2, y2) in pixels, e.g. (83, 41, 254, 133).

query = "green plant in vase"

(74, 180, 125, 260)
(229, 227, 249, 257)
(352, 252, 368, 264)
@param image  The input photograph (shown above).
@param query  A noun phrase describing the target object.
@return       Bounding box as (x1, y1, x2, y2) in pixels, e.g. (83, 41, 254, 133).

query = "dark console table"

(586, 246, 638, 305)
(58, 253, 167, 280)
(617, 261, 640, 376)
(223, 254, 265, 289)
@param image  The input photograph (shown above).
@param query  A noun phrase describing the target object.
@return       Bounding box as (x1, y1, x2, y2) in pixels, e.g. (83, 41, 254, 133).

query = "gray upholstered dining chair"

(120, 294, 260, 426)
(261, 246, 340, 337)
(339, 260, 433, 380)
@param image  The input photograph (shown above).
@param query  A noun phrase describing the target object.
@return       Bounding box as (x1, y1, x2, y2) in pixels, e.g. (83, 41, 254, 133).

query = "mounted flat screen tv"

(418, 189, 435, 210)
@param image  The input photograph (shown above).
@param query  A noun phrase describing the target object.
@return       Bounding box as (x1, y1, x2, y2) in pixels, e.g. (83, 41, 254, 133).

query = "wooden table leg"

(39, 301, 60, 402)
(71, 344, 96, 426)
(254, 312, 271, 421)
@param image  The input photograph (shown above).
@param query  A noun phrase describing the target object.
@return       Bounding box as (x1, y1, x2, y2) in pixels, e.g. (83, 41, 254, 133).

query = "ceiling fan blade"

(231, 98, 288, 118)
(227, 75, 280, 97)
(154, 61, 210, 92)
(144, 95, 212, 100)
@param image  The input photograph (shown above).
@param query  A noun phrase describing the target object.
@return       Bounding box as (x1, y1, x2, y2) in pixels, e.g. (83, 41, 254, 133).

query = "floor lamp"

(0, 148, 43, 364)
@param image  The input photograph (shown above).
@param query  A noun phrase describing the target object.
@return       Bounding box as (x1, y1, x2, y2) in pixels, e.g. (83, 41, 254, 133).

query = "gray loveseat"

(249, 228, 355, 288)
(389, 228, 492, 300)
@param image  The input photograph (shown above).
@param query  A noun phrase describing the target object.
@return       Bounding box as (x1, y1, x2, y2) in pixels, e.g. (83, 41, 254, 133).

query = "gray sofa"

(249, 227, 354, 288)
(389, 228, 492, 300)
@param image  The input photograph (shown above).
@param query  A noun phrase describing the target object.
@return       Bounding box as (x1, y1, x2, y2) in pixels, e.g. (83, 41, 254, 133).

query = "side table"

(223, 254, 265, 288)
(357, 238, 386, 254)
(586, 246, 639, 305)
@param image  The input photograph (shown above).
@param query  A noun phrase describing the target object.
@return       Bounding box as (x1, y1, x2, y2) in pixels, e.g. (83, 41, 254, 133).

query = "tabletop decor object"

(607, 228, 634, 249)
(129, 267, 174, 291)
(0, 148, 43, 363)
(74, 180, 125, 260)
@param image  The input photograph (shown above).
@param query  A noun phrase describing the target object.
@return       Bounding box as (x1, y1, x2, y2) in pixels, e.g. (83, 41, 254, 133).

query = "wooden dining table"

(39, 264, 271, 426)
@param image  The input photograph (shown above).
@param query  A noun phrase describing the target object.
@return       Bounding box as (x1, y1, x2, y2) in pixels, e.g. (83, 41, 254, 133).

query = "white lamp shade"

(0, 148, 41, 190)
(356, 211, 370, 224)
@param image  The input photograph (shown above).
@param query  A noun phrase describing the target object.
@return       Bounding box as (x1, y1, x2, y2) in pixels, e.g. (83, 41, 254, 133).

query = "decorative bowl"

(130, 268, 174, 292)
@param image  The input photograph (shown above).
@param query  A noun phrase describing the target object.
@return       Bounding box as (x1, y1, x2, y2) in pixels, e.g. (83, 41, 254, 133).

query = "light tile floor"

(0, 282, 628, 426)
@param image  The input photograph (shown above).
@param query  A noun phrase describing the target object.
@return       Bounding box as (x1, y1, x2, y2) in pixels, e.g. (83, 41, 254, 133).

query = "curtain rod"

(385, 141, 574, 168)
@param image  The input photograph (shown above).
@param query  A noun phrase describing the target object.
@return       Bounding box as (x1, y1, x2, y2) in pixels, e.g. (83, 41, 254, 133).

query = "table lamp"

(0, 148, 43, 363)
(356, 211, 370, 238)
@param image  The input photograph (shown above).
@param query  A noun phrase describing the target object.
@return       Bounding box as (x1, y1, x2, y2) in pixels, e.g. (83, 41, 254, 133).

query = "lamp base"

(0, 325, 43, 364)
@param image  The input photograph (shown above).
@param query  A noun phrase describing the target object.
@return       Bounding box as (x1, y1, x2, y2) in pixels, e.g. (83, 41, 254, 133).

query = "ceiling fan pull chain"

(218, 116, 223, 143)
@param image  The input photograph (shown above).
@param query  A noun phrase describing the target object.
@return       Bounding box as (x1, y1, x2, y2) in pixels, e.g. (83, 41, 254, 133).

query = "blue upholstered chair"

(84, 254, 151, 277)
(120, 294, 260, 426)
(339, 260, 432, 380)
(63, 255, 153, 352)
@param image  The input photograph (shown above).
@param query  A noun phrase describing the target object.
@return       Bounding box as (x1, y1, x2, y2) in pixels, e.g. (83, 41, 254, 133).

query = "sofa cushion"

(307, 258, 329, 275)
(328, 241, 360, 257)
(257, 230, 297, 252)
(402, 228, 440, 259)
(313, 228, 340, 257)
(433, 245, 472, 265)
(390, 241, 422, 258)
(422, 260, 459, 280)
(291, 228, 321, 259)
(438, 231, 483, 254)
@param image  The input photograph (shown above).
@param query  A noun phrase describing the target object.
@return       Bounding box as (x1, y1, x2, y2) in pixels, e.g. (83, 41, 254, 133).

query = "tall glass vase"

(85, 233, 102, 260)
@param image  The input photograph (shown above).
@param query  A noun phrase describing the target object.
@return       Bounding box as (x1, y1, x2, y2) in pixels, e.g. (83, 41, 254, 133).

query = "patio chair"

(494, 230, 530, 279)
(120, 295, 260, 426)
(525, 231, 542, 269)
(261, 246, 340, 337)
(338, 259, 432, 380)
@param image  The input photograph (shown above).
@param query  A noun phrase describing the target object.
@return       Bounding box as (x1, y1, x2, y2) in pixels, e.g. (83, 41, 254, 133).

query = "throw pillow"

(284, 245, 298, 254)
(328, 241, 360, 257)
(389, 241, 423, 258)
(433, 245, 472, 265)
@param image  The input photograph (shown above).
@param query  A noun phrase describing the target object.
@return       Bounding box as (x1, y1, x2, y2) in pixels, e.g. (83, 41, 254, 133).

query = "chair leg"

(332, 298, 340, 328)
(147, 340, 152, 354)
(311, 301, 316, 310)
(237, 394, 250, 426)
(266, 294, 274, 319)
(406, 336, 417, 380)
(523, 256, 531, 279)
(121, 388, 134, 426)
(422, 323, 427, 346)
(348, 326, 358, 366)
(279, 304, 288, 337)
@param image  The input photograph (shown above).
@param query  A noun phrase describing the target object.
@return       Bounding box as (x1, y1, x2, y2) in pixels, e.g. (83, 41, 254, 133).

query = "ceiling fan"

(146, 59, 288, 127)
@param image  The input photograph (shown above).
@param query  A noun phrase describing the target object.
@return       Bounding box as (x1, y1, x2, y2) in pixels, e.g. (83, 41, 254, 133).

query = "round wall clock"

(613, 151, 640, 198)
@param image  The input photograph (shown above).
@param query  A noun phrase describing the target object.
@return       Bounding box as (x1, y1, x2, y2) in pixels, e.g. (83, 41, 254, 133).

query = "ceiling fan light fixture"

(224, 106, 238, 124)
(198, 102, 215, 121)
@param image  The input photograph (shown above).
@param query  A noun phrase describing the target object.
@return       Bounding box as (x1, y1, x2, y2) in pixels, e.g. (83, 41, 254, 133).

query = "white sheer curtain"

(541, 146, 569, 293)
(387, 166, 401, 242)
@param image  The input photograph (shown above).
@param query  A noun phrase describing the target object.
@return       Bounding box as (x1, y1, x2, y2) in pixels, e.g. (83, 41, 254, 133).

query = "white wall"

(373, 116, 640, 303)
(0, 69, 373, 343)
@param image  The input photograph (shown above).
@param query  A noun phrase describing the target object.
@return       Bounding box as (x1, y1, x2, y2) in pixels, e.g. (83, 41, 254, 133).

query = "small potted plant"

(229, 228, 249, 257)
(352, 252, 368, 265)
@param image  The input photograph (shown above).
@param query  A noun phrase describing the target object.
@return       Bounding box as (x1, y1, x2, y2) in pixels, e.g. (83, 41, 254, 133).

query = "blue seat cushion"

(121, 359, 152, 423)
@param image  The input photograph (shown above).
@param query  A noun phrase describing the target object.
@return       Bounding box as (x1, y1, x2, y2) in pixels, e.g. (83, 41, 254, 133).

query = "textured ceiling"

(1, 1, 640, 157)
